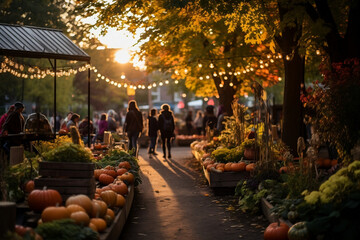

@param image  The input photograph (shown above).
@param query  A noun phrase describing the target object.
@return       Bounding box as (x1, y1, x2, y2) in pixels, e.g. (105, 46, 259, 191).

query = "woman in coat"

(158, 104, 175, 159)
(124, 100, 143, 157)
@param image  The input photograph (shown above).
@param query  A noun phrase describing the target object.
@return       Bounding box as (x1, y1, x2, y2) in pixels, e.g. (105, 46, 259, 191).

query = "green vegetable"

(43, 143, 93, 163)
(211, 148, 231, 163)
(35, 219, 98, 240)
(288, 222, 309, 240)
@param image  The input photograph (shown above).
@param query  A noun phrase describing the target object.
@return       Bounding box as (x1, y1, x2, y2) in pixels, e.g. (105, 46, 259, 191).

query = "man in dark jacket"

(158, 104, 175, 159)
(148, 108, 158, 155)
(124, 100, 143, 157)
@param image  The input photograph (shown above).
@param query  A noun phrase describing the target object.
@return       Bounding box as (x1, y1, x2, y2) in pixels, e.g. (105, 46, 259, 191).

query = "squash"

(24, 180, 35, 193)
(279, 166, 288, 174)
(120, 172, 135, 184)
(231, 162, 246, 172)
(66, 204, 86, 214)
(91, 200, 107, 218)
(90, 218, 107, 232)
(115, 194, 126, 208)
(100, 190, 118, 207)
(94, 169, 104, 180)
(111, 181, 128, 195)
(88, 222, 98, 232)
(287, 222, 309, 240)
(28, 187, 62, 212)
(106, 208, 115, 220)
(264, 221, 290, 240)
(224, 162, 233, 171)
(118, 161, 131, 170)
(245, 163, 255, 172)
(99, 174, 115, 185)
(103, 169, 117, 178)
(70, 211, 90, 226)
(65, 194, 93, 215)
(104, 165, 115, 170)
(41, 206, 70, 223)
(116, 168, 128, 176)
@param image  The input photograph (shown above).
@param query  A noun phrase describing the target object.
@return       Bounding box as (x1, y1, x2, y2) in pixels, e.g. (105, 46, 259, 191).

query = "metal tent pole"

(87, 62, 91, 147)
(53, 59, 57, 139)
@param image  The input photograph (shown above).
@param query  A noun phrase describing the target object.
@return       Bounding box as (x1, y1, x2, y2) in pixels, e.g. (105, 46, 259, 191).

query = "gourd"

(264, 221, 290, 240)
(288, 222, 309, 240)
(66, 195, 93, 215)
(41, 206, 70, 223)
(120, 172, 135, 184)
(28, 187, 62, 212)
(99, 174, 115, 185)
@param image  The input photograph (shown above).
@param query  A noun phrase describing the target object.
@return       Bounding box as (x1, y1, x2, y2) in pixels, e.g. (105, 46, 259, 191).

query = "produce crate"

(203, 166, 250, 188)
(35, 162, 95, 200)
(261, 198, 293, 226)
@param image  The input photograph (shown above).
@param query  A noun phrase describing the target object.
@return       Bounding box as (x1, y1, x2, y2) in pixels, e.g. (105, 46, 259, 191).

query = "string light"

(227, 61, 231, 68)
(165, 80, 169, 84)
(229, 82, 234, 87)
(286, 55, 290, 60)
(316, 50, 320, 55)
(199, 76, 203, 80)
(175, 80, 179, 84)
(209, 62, 214, 68)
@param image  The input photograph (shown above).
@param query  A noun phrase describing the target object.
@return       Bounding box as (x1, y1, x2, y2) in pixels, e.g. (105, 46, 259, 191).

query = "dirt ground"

(119, 147, 268, 240)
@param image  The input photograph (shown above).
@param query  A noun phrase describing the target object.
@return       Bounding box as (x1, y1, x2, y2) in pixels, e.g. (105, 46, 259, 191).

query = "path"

(120, 146, 267, 239)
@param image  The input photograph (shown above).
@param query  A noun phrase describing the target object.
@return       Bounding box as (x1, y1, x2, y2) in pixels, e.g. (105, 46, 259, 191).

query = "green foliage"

(211, 148, 231, 163)
(282, 171, 319, 199)
(96, 149, 142, 186)
(3, 157, 39, 202)
(42, 143, 93, 163)
(34, 136, 73, 155)
(235, 179, 267, 214)
(35, 219, 98, 240)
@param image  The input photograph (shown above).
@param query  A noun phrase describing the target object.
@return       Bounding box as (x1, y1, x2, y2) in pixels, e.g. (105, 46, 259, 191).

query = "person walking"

(185, 110, 193, 135)
(147, 108, 159, 155)
(124, 100, 143, 157)
(95, 113, 108, 142)
(203, 105, 217, 135)
(2, 102, 25, 153)
(0, 105, 15, 133)
(158, 104, 175, 159)
(193, 110, 203, 135)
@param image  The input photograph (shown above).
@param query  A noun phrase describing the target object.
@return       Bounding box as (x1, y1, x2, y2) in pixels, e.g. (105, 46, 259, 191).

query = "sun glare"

(114, 49, 132, 64)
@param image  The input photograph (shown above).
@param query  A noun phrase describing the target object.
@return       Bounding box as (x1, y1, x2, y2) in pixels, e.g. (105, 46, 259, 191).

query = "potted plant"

(242, 139, 257, 160)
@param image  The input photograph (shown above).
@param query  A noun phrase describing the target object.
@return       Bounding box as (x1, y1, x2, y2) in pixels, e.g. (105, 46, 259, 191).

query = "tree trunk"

(281, 51, 305, 154)
(213, 76, 236, 116)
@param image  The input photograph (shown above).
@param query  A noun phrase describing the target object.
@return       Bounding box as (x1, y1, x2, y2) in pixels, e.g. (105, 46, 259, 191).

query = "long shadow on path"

(120, 147, 266, 240)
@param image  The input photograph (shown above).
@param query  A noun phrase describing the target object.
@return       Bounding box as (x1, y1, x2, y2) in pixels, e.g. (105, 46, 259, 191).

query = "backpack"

(163, 117, 173, 133)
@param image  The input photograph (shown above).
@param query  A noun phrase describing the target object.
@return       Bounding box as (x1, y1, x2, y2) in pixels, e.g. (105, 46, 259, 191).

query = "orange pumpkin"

(116, 168, 128, 176)
(106, 209, 115, 220)
(279, 166, 288, 174)
(331, 159, 338, 166)
(104, 165, 115, 170)
(231, 162, 246, 172)
(99, 174, 115, 185)
(111, 181, 128, 195)
(216, 167, 224, 172)
(101, 186, 112, 192)
(103, 169, 117, 178)
(90, 218, 107, 232)
(41, 206, 70, 223)
(24, 180, 35, 193)
(115, 194, 126, 208)
(216, 163, 225, 170)
(322, 159, 332, 168)
(203, 159, 214, 168)
(90, 200, 106, 218)
(65, 195, 93, 215)
(66, 204, 86, 214)
(89, 222, 98, 232)
(118, 161, 131, 170)
(206, 164, 215, 172)
(28, 187, 62, 212)
(94, 169, 104, 180)
(95, 188, 102, 194)
(70, 211, 90, 226)
(100, 190, 118, 207)
(120, 172, 135, 184)
(245, 163, 255, 172)
(263, 222, 289, 240)
(224, 163, 233, 172)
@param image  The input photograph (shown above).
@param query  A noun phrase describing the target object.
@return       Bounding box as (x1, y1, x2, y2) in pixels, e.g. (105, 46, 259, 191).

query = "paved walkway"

(120, 146, 267, 239)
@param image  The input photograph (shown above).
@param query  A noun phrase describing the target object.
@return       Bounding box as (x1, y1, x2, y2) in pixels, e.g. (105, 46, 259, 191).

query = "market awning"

(0, 23, 90, 61)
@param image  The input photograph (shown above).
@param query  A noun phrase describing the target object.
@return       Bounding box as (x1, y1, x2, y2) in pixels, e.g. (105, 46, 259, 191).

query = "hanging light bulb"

(213, 72, 218, 77)
(198, 62, 202, 68)
(121, 74, 126, 79)
(148, 85, 152, 89)
(199, 76, 203, 80)
(286, 55, 290, 60)
(204, 97, 208, 101)
(316, 50, 320, 55)
(219, 83, 224, 88)
(175, 80, 179, 84)
(174, 70, 179, 75)
(97, 73, 101, 77)
(124, 83, 128, 87)
(118, 84, 121, 88)
(152, 83, 157, 87)
(159, 82, 163, 86)
(101, 76, 105, 80)
(209, 62, 214, 68)
(165, 80, 169, 84)
(206, 75, 210, 79)
(227, 61, 231, 68)
(259, 60, 263, 64)
(278, 77, 282, 81)
(270, 59, 274, 63)
(184, 68, 188, 74)
(224, 76, 228, 80)
(229, 82, 234, 87)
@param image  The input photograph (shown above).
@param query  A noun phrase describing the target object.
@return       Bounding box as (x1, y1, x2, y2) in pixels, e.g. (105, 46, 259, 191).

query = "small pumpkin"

(103, 169, 117, 178)
(245, 163, 255, 172)
(99, 174, 115, 185)
(66, 204, 86, 214)
(206, 164, 215, 172)
(104, 165, 115, 170)
(100, 190, 118, 207)
(24, 180, 35, 193)
(65, 194, 93, 215)
(89, 222, 98, 232)
(94, 169, 104, 180)
(231, 162, 246, 172)
(331, 159, 338, 166)
(28, 187, 62, 212)
(264, 221, 290, 240)
(287, 221, 309, 240)
(91, 200, 107, 218)
(216, 163, 225, 170)
(244, 148, 256, 160)
(106, 208, 115, 220)
(41, 206, 70, 223)
(90, 218, 107, 232)
(120, 172, 135, 184)
(279, 166, 288, 174)
(111, 181, 128, 195)
(118, 161, 131, 170)
(70, 211, 90, 226)
(224, 162, 233, 171)
(115, 194, 126, 208)
(116, 168, 128, 176)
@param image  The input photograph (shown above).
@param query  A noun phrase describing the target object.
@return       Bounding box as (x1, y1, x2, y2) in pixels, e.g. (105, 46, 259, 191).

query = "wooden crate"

(203, 166, 250, 188)
(35, 162, 95, 200)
